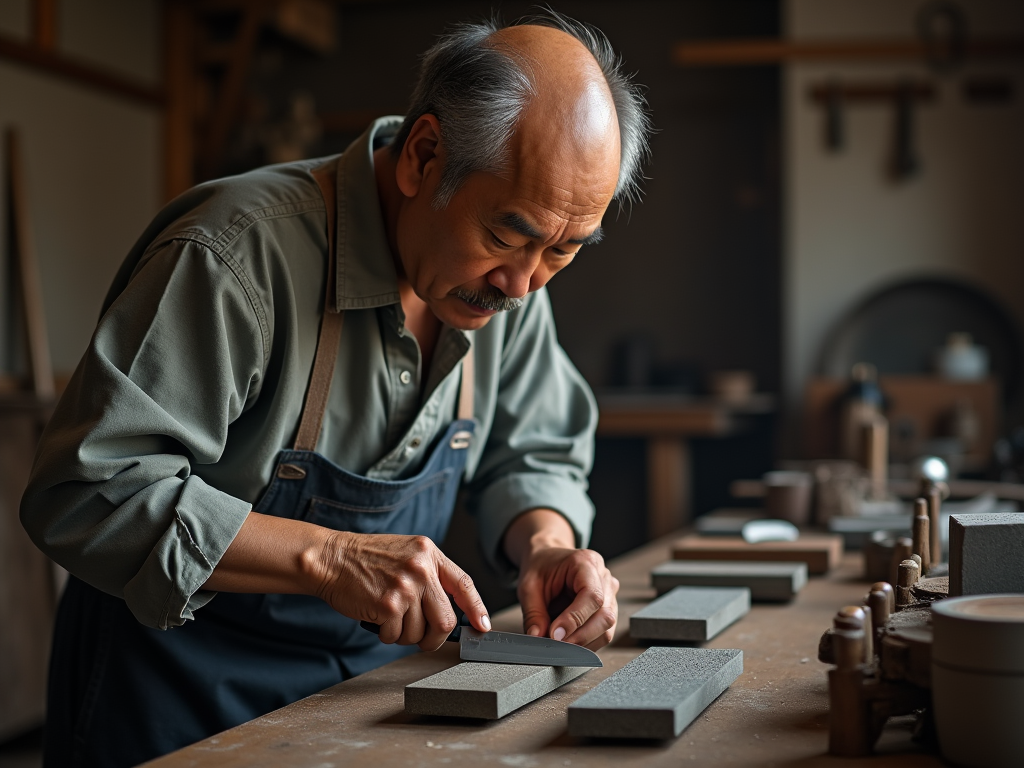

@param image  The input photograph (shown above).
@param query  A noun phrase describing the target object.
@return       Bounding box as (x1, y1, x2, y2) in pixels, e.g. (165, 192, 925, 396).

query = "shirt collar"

(331, 116, 404, 311)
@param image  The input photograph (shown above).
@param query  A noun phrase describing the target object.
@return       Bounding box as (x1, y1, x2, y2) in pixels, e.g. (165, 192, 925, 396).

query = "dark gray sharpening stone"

(652, 560, 807, 602)
(568, 647, 743, 739)
(630, 586, 750, 642)
(949, 513, 1024, 597)
(405, 662, 590, 719)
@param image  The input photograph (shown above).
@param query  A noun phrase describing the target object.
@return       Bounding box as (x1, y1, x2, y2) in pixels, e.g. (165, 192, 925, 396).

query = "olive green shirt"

(21, 118, 597, 630)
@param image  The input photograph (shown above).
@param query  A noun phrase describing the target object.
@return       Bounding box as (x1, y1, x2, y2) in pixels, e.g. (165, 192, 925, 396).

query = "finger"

(419, 579, 457, 651)
(549, 565, 605, 643)
(397, 600, 427, 646)
(565, 574, 619, 648)
(438, 556, 491, 632)
(517, 574, 551, 639)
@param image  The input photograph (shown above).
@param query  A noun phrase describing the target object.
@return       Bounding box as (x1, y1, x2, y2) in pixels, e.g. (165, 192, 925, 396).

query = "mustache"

(452, 287, 524, 312)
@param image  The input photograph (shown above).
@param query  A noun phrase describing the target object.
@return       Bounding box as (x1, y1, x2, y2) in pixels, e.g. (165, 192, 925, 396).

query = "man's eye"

(491, 233, 513, 248)
(552, 248, 577, 258)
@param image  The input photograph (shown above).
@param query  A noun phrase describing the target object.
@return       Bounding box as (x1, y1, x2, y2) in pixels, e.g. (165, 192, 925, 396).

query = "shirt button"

(399, 370, 412, 385)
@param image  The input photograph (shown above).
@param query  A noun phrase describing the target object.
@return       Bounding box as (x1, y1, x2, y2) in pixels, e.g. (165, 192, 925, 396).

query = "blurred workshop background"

(1, 0, 1022, 761)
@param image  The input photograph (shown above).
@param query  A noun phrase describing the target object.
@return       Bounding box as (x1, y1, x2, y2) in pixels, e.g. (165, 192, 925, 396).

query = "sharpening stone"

(652, 559, 807, 602)
(672, 533, 842, 575)
(405, 662, 590, 719)
(567, 647, 743, 739)
(949, 513, 1024, 597)
(630, 586, 750, 642)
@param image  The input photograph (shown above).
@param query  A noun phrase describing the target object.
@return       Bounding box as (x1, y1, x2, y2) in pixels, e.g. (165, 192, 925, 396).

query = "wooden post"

(891, 537, 912, 587)
(928, 486, 943, 564)
(867, 588, 890, 631)
(163, 0, 195, 201)
(865, 417, 888, 500)
(647, 437, 690, 539)
(32, 0, 58, 52)
(829, 610, 868, 756)
(912, 499, 930, 573)
(896, 560, 919, 608)
(870, 581, 895, 616)
(5, 129, 55, 401)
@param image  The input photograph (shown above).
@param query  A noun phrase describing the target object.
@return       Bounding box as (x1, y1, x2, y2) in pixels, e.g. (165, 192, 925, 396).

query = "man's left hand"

(504, 509, 619, 650)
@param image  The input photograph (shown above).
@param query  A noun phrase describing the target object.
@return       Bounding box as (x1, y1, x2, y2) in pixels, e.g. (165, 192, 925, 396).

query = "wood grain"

(671, 533, 844, 575)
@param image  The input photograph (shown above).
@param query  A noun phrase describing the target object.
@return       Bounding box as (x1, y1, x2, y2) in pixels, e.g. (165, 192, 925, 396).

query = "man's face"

(393, 116, 620, 331)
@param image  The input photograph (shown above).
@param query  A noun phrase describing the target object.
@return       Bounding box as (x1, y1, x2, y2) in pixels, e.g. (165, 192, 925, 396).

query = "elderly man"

(21, 10, 650, 767)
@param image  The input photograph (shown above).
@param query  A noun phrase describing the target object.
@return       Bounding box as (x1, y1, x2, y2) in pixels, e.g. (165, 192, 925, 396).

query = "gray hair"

(390, 9, 652, 209)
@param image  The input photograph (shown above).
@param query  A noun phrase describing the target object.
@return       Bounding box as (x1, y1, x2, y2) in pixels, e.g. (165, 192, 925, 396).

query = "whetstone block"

(630, 586, 750, 642)
(405, 662, 590, 719)
(652, 560, 807, 602)
(949, 513, 1024, 597)
(568, 647, 743, 739)
(672, 533, 843, 575)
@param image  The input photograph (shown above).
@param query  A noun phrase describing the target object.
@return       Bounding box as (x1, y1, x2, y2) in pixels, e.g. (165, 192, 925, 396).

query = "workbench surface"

(145, 534, 944, 768)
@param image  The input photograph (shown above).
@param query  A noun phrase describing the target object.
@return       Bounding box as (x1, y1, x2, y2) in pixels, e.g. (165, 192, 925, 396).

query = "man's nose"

(487, 252, 548, 299)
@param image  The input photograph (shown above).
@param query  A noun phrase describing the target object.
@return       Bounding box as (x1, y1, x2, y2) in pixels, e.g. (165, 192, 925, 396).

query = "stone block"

(672, 533, 842, 575)
(630, 586, 750, 642)
(568, 647, 743, 739)
(405, 662, 590, 719)
(652, 560, 806, 602)
(948, 513, 1024, 597)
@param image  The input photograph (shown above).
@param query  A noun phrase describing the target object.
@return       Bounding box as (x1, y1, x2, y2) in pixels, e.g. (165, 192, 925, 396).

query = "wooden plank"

(673, 38, 1024, 67)
(163, 0, 196, 201)
(671, 533, 844, 575)
(146, 543, 945, 766)
(5, 129, 54, 401)
(0, 33, 164, 106)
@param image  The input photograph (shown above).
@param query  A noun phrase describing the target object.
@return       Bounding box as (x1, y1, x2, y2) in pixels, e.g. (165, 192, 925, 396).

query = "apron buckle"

(449, 430, 473, 450)
(277, 463, 307, 479)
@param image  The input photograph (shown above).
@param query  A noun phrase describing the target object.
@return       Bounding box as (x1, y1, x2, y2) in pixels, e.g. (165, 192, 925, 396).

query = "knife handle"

(359, 605, 468, 642)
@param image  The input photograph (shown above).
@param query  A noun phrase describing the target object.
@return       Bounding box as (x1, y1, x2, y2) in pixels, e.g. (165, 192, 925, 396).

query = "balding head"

(390, 10, 650, 209)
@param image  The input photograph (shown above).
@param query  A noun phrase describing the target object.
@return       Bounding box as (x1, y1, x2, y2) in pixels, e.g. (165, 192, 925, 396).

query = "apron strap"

(294, 163, 343, 452)
(457, 343, 474, 421)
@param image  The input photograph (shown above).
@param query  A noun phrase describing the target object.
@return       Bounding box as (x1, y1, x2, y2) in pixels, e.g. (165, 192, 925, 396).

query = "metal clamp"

(449, 430, 472, 450)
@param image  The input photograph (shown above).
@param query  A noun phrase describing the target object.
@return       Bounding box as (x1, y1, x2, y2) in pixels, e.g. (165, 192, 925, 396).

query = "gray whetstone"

(630, 586, 750, 642)
(949, 513, 1024, 596)
(405, 662, 590, 719)
(568, 647, 743, 739)
(652, 560, 807, 601)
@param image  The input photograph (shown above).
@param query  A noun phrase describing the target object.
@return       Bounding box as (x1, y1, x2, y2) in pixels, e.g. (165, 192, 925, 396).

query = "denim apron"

(44, 164, 476, 768)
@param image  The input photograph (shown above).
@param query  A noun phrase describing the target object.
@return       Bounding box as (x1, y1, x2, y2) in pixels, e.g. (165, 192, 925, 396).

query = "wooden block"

(949, 513, 1024, 597)
(568, 647, 743, 739)
(653, 560, 807, 602)
(671, 533, 843, 575)
(405, 662, 590, 719)
(630, 586, 750, 642)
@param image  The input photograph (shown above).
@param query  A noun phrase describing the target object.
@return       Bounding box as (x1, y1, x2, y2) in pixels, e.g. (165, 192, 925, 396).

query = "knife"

(360, 616, 602, 668)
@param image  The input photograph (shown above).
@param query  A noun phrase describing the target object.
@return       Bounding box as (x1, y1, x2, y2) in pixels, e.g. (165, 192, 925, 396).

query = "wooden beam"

(163, 0, 196, 201)
(197, 1, 267, 179)
(673, 38, 1024, 66)
(0, 33, 163, 106)
(32, 0, 58, 52)
(5, 129, 55, 401)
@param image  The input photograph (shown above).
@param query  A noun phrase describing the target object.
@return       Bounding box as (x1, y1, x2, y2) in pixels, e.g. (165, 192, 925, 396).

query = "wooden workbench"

(145, 534, 943, 768)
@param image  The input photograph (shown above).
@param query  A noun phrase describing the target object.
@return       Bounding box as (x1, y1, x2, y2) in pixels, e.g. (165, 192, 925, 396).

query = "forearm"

(202, 511, 336, 596)
(502, 508, 577, 570)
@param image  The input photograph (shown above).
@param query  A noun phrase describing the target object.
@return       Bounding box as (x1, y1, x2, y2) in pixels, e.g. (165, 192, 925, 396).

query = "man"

(21, 10, 650, 767)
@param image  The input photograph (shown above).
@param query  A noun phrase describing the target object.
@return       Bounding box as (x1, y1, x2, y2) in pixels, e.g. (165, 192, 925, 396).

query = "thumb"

(438, 555, 491, 632)
(518, 576, 551, 639)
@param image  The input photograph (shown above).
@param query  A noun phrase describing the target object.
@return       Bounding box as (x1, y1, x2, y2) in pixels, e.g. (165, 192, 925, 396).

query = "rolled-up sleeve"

(20, 240, 263, 629)
(466, 288, 598, 581)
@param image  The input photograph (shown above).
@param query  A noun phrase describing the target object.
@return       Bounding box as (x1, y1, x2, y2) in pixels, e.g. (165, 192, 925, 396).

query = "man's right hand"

(202, 511, 490, 652)
(313, 531, 491, 651)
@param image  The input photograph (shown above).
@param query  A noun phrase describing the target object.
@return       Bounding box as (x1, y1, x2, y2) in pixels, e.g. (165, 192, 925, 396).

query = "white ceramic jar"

(932, 594, 1024, 768)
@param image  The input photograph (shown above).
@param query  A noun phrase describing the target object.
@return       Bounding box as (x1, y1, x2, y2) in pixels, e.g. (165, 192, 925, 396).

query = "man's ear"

(396, 114, 442, 199)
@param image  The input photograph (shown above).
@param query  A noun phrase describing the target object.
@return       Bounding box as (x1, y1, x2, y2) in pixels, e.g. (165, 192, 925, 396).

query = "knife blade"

(359, 620, 602, 667)
(456, 626, 602, 667)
